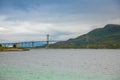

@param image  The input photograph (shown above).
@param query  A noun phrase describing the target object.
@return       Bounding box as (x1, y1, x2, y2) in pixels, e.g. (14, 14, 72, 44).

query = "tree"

(13, 44, 17, 48)
(0, 44, 2, 48)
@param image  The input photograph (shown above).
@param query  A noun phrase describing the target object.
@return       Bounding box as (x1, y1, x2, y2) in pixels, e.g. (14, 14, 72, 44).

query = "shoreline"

(0, 48, 30, 52)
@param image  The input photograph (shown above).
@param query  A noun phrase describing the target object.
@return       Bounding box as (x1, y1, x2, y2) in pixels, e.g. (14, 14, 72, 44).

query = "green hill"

(50, 24, 120, 49)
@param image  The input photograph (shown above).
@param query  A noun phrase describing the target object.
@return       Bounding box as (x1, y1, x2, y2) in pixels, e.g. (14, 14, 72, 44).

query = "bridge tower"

(46, 34, 49, 48)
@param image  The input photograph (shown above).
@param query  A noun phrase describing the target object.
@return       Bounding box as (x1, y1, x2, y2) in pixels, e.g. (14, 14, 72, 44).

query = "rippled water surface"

(0, 49, 120, 80)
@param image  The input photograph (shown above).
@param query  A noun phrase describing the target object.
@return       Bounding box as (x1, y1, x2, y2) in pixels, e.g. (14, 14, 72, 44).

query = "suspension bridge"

(0, 34, 62, 48)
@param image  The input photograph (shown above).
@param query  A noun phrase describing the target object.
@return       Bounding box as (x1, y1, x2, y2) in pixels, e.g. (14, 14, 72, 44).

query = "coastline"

(0, 48, 30, 51)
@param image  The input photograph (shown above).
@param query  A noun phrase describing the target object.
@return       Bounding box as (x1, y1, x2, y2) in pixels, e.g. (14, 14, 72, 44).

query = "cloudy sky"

(0, 0, 120, 42)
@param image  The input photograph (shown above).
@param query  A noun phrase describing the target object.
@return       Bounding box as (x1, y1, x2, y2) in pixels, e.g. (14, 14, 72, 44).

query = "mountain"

(49, 24, 120, 49)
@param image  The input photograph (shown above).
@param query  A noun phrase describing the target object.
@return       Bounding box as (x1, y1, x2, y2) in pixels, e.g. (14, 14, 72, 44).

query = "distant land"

(49, 24, 120, 49)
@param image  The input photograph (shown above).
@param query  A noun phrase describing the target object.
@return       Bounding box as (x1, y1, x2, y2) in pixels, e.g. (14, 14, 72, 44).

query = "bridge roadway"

(0, 40, 62, 48)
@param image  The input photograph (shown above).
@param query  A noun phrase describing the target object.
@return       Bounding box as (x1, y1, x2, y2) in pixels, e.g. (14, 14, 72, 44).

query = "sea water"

(0, 49, 120, 80)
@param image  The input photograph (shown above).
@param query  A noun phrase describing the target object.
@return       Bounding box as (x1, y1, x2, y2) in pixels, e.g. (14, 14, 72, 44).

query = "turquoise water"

(0, 49, 120, 80)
